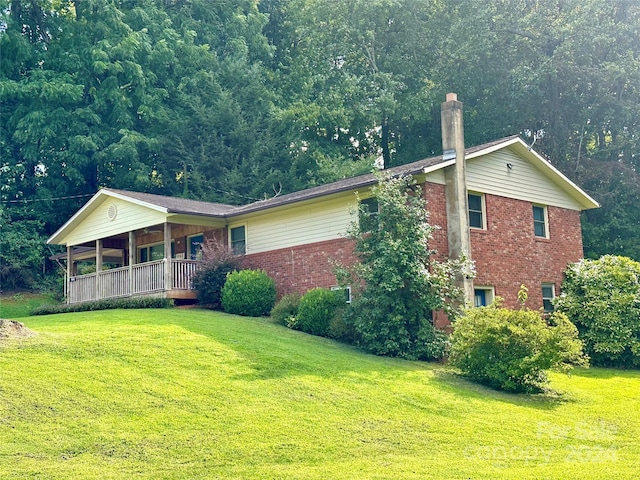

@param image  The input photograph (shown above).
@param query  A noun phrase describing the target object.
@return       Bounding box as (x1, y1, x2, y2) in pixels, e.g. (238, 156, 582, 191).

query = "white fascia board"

(423, 159, 455, 174)
(445, 137, 599, 211)
(47, 189, 169, 245)
(465, 137, 522, 160)
(101, 189, 169, 214)
(509, 139, 600, 210)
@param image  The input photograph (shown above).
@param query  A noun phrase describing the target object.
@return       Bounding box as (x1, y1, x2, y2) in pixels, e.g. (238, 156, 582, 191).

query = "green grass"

(0, 292, 58, 318)
(1, 309, 639, 479)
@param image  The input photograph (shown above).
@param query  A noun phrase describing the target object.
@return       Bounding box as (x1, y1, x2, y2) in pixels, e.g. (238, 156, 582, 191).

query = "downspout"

(441, 93, 474, 306)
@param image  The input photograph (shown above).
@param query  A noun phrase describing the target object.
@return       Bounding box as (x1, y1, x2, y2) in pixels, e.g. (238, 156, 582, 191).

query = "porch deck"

(66, 259, 199, 304)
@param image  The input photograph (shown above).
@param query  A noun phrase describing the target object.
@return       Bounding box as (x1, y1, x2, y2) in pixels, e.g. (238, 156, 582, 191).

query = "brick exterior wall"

(471, 195, 583, 310)
(240, 237, 356, 298)
(422, 183, 583, 315)
(239, 181, 584, 326)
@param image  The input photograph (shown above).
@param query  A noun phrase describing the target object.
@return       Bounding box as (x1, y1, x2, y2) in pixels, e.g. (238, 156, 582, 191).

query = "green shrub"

(296, 288, 343, 337)
(449, 304, 587, 393)
(192, 238, 239, 309)
(30, 297, 174, 315)
(342, 296, 449, 361)
(270, 293, 302, 325)
(555, 255, 640, 368)
(335, 172, 471, 360)
(221, 269, 276, 317)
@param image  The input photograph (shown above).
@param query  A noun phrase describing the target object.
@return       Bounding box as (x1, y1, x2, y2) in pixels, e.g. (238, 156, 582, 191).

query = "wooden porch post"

(129, 231, 135, 295)
(164, 222, 172, 291)
(96, 239, 103, 300)
(66, 246, 73, 304)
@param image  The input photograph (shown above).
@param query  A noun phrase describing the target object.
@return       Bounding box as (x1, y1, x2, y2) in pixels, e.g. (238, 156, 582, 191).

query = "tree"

(555, 255, 640, 368)
(337, 172, 472, 360)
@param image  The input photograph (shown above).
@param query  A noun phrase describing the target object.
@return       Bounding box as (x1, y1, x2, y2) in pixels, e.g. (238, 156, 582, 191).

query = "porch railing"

(67, 259, 200, 304)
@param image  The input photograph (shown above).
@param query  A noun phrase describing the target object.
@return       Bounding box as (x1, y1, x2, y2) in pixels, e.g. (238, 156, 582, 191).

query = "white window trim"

(542, 283, 556, 312)
(533, 204, 550, 239)
(331, 285, 352, 304)
(229, 224, 247, 255)
(473, 286, 495, 307)
(468, 192, 487, 230)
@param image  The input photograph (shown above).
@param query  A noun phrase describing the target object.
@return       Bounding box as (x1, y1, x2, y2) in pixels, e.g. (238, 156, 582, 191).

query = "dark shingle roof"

(104, 189, 235, 217)
(106, 135, 523, 218)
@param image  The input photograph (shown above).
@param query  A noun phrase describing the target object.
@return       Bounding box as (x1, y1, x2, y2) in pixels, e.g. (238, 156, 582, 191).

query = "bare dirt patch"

(0, 319, 37, 341)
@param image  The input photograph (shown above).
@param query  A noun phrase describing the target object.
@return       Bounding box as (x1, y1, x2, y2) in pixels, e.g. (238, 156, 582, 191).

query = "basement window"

(331, 285, 352, 304)
(542, 283, 555, 312)
(473, 287, 494, 307)
(468, 193, 485, 229)
(230, 225, 246, 255)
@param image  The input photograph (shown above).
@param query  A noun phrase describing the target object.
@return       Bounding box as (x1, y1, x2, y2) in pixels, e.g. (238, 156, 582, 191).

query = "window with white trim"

(468, 193, 485, 229)
(542, 283, 555, 312)
(533, 205, 549, 238)
(331, 285, 352, 304)
(473, 286, 494, 307)
(230, 225, 246, 255)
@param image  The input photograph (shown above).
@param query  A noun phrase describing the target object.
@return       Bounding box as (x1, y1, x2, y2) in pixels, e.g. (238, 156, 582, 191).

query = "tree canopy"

(1, 0, 638, 288)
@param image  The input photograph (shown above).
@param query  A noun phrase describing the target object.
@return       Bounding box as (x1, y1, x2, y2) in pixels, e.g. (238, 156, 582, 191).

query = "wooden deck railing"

(67, 259, 200, 304)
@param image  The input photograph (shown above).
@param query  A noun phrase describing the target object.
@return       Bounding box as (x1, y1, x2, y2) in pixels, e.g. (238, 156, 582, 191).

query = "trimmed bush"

(270, 293, 302, 325)
(30, 297, 174, 315)
(297, 288, 343, 337)
(555, 255, 640, 368)
(449, 304, 587, 393)
(221, 269, 276, 317)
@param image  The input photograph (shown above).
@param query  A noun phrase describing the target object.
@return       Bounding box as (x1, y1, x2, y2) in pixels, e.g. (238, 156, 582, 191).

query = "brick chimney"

(441, 93, 474, 306)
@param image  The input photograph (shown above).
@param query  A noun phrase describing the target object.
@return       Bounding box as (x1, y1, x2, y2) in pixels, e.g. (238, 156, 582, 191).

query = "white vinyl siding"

(241, 195, 356, 254)
(63, 197, 168, 246)
(466, 148, 583, 210)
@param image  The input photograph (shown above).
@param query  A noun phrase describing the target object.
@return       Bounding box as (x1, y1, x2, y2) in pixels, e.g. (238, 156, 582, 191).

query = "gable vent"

(107, 204, 118, 221)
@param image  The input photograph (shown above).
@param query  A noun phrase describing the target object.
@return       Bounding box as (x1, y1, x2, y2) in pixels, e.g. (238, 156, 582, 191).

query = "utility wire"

(1, 193, 94, 204)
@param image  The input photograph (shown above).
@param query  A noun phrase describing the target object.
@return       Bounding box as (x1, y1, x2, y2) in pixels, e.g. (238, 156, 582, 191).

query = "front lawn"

(0, 292, 57, 319)
(1, 309, 638, 479)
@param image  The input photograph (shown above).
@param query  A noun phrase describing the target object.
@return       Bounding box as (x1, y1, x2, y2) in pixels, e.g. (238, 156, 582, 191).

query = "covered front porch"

(61, 224, 207, 304)
(66, 258, 199, 304)
(47, 188, 231, 305)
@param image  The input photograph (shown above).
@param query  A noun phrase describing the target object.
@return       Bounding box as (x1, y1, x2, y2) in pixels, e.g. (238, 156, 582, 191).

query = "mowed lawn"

(1, 309, 639, 479)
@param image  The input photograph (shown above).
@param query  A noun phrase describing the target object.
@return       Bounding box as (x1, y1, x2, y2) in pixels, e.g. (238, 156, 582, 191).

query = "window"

(359, 197, 379, 231)
(331, 285, 352, 304)
(533, 205, 548, 238)
(468, 193, 485, 229)
(474, 287, 494, 307)
(542, 283, 555, 312)
(139, 242, 175, 263)
(189, 234, 204, 260)
(230, 226, 246, 255)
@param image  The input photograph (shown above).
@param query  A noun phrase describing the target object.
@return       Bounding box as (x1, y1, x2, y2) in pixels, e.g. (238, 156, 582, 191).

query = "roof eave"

(47, 189, 169, 245)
